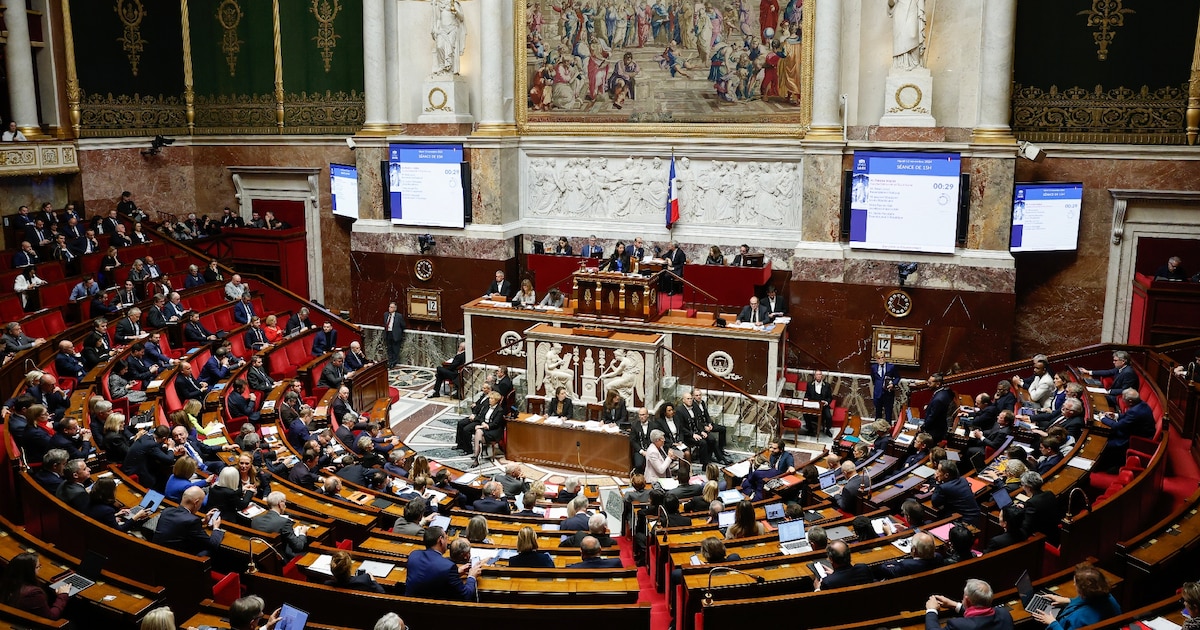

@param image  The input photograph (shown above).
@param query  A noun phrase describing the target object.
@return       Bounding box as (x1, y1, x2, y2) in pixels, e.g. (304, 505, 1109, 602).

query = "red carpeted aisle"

(617, 536, 672, 630)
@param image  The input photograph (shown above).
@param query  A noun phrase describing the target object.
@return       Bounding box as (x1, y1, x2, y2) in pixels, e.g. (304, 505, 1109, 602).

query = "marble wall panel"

(467, 147, 503, 225)
(0, 176, 74, 249)
(801, 152, 843, 243)
(966, 156, 1016, 252)
(78, 146, 197, 219)
(356, 146, 386, 221)
(352, 230, 515, 260)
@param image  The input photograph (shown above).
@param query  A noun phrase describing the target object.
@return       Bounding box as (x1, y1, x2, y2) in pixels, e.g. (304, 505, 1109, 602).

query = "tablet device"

(277, 603, 308, 630)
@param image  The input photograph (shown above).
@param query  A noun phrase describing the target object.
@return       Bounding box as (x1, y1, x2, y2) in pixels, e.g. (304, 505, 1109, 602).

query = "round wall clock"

(414, 258, 435, 282)
(885, 289, 913, 318)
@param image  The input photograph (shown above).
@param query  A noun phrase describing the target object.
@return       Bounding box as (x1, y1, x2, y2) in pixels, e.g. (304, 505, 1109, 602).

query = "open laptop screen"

(777, 519, 805, 543)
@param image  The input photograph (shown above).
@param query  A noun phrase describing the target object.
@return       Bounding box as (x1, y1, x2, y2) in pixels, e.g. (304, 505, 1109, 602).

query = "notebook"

(1016, 570, 1061, 616)
(49, 550, 107, 596)
(277, 603, 309, 630)
(777, 519, 811, 555)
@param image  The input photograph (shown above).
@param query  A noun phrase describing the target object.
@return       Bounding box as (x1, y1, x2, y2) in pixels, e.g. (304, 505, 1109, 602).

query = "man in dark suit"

(24, 220, 50, 251)
(383, 302, 406, 367)
(630, 236, 647, 261)
(246, 355, 276, 394)
(311, 321, 338, 356)
(816, 540, 874, 590)
(52, 234, 79, 274)
(54, 459, 91, 511)
(232, 294, 256, 325)
(252, 492, 309, 560)
(318, 352, 347, 390)
(1097, 388, 1156, 471)
(921, 373, 955, 445)
(875, 532, 942, 579)
(485, 270, 513, 299)
(871, 351, 900, 425)
(558, 495, 592, 531)
(567, 536, 623, 568)
(1082, 350, 1140, 408)
(560, 514, 617, 548)
(126, 343, 159, 382)
(154, 486, 225, 556)
(331, 386, 364, 428)
(288, 450, 322, 490)
(49, 418, 94, 460)
(677, 391, 716, 465)
(164, 293, 188, 321)
(1018, 471, 1062, 546)
(227, 379, 261, 424)
(145, 295, 169, 329)
(735, 296, 772, 325)
(285, 307, 314, 334)
(124, 426, 179, 491)
(12, 241, 39, 267)
(964, 410, 1014, 461)
(804, 370, 835, 436)
(1033, 398, 1085, 442)
(200, 348, 234, 386)
(432, 342, 466, 397)
(174, 361, 209, 403)
(71, 229, 101, 257)
(471, 481, 513, 514)
(493, 366, 514, 399)
(344, 341, 369, 372)
(662, 241, 686, 295)
(54, 340, 87, 379)
(923, 579, 1015, 630)
(244, 317, 270, 351)
(930, 461, 982, 526)
(730, 244, 754, 266)
(405, 527, 480, 600)
(578, 235, 604, 258)
(184, 313, 218, 344)
(629, 407, 654, 471)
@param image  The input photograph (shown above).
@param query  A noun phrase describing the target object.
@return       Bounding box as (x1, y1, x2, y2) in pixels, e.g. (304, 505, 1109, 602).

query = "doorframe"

(228, 166, 324, 303)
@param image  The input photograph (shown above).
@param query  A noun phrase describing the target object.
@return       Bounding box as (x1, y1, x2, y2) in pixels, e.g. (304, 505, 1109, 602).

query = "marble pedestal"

(417, 75, 474, 124)
(879, 68, 936, 127)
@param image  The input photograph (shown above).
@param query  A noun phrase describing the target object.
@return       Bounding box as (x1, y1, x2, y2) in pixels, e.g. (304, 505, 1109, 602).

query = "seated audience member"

(552, 236, 573, 255)
(184, 264, 206, 288)
(567, 535, 623, 568)
(184, 312, 218, 343)
(943, 524, 977, 564)
(852, 515, 879, 541)
(1030, 563, 1120, 630)
(1019, 471, 1063, 545)
(724, 499, 766, 540)
(312, 321, 339, 356)
(806, 525, 829, 551)
(559, 495, 593, 531)
(985, 504, 1028, 553)
(510, 526, 555, 568)
(252, 492, 309, 560)
(1036, 436, 1065, 474)
(153, 486, 225, 556)
(539, 287, 565, 307)
(318, 352, 347, 390)
(875, 532, 942, 579)
(208, 467, 255, 518)
(964, 410, 1015, 461)
(735, 296, 772, 325)
(87, 477, 151, 532)
(227, 596, 279, 630)
(836, 460, 870, 515)
(326, 550, 386, 593)
(286, 307, 315, 334)
(546, 386, 573, 418)
(0, 552, 69, 620)
(465, 516, 493, 545)
(705, 245, 725, 265)
(392, 498, 434, 536)
(495, 463, 530, 497)
(1155, 255, 1188, 281)
(288, 450, 323, 490)
(686, 480, 719, 513)
(31, 449, 68, 493)
(227, 379, 261, 424)
(562, 513, 616, 548)
(816, 540, 874, 591)
(929, 461, 982, 526)
(404, 526, 480, 600)
(924, 579, 1014, 630)
(49, 417, 93, 460)
(1096, 388, 1155, 472)
(1080, 351, 1139, 408)
(515, 490, 544, 517)
(54, 458, 91, 511)
(1179, 582, 1200, 630)
(164, 457, 210, 501)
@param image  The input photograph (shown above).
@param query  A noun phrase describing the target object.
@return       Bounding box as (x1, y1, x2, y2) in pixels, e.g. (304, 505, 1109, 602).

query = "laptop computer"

(129, 489, 165, 518)
(1015, 570, 1061, 616)
(992, 487, 1013, 509)
(777, 519, 811, 555)
(277, 603, 309, 630)
(764, 502, 786, 524)
(49, 550, 107, 596)
(970, 452, 988, 475)
(718, 510, 736, 528)
(818, 470, 842, 496)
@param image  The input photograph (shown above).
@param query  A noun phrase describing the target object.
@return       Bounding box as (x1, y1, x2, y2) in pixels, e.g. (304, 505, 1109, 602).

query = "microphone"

(246, 536, 284, 574)
(704, 566, 766, 606)
(575, 440, 589, 488)
(658, 504, 670, 542)
(1064, 486, 1091, 523)
(25, 358, 37, 374)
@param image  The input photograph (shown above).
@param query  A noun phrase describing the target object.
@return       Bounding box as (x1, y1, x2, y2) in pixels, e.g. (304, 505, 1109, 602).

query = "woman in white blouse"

(14, 267, 47, 310)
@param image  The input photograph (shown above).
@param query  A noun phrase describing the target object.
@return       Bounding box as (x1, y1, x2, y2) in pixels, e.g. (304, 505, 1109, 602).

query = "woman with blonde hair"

(509, 526, 554, 568)
(164, 457, 209, 501)
(686, 480, 719, 513)
(262, 314, 283, 343)
(139, 606, 176, 630)
(513, 278, 537, 306)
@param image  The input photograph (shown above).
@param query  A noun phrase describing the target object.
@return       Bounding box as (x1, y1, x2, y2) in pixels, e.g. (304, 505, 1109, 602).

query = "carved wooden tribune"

(572, 270, 663, 323)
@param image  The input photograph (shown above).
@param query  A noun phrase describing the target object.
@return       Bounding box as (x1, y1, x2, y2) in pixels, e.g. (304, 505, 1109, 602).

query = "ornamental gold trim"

(1012, 83, 1187, 145)
(194, 93, 275, 130)
(1077, 0, 1135, 61)
(115, 0, 147, 76)
(217, 0, 244, 76)
(426, 87, 450, 112)
(283, 90, 365, 133)
(513, 0, 815, 137)
(310, 0, 342, 73)
(78, 91, 188, 137)
(888, 83, 927, 114)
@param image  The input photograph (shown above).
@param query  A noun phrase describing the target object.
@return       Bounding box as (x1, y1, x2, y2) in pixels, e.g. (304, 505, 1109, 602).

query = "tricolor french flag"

(665, 153, 680, 228)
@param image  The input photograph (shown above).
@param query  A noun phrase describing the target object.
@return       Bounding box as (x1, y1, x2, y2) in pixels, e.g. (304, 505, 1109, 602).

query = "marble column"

(474, 0, 516, 135)
(807, 0, 842, 140)
(972, 0, 1018, 143)
(4, 0, 40, 137)
(361, 0, 389, 132)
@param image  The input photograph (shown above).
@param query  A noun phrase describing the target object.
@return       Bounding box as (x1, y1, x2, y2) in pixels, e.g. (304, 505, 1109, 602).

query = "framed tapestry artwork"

(516, 0, 815, 135)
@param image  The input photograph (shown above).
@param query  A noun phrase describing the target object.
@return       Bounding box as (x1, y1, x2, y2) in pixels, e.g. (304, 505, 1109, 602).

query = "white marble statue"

(888, 0, 926, 71)
(431, 0, 466, 76)
(536, 342, 576, 398)
(601, 348, 644, 405)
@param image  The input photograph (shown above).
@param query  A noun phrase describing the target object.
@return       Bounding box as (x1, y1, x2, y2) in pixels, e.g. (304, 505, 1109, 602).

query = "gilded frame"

(515, 0, 815, 137)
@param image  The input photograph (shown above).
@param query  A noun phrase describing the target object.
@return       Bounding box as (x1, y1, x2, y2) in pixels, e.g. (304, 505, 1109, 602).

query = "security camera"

(897, 262, 918, 287)
(418, 234, 436, 254)
(346, 137, 357, 150)
(1018, 141, 1045, 163)
(141, 135, 175, 157)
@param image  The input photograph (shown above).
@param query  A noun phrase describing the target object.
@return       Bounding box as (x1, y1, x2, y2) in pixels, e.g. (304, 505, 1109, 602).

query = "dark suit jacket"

(345, 351, 367, 371)
(649, 416, 685, 445)
(509, 551, 555, 568)
(286, 314, 313, 334)
(199, 357, 230, 386)
(567, 557, 623, 569)
(1100, 401, 1155, 449)
(49, 432, 92, 461)
(123, 435, 175, 490)
(247, 365, 275, 392)
(175, 375, 205, 402)
(1020, 490, 1062, 545)
(629, 421, 653, 452)
(931, 476, 982, 524)
(472, 497, 512, 515)
(736, 303, 773, 324)
(145, 306, 168, 329)
(405, 548, 477, 600)
(252, 510, 307, 559)
(1093, 365, 1140, 398)
(494, 375, 514, 399)
(664, 247, 686, 270)
(325, 571, 386, 594)
(820, 563, 874, 590)
(233, 301, 256, 325)
(486, 280, 513, 298)
(318, 362, 346, 390)
(184, 321, 214, 343)
(126, 354, 155, 382)
(19, 424, 54, 466)
(383, 311, 406, 341)
(55, 352, 86, 378)
(560, 531, 616, 548)
(922, 387, 956, 443)
(559, 512, 591, 532)
(227, 391, 259, 422)
(1043, 413, 1085, 441)
(871, 362, 899, 398)
(874, 555, 943, 580)
(312, 330, 338, 356)
(154, 506, 225, 555)
(805, 380, 834, 406)
(244, 326, 269, 350)
(924, 606, 1014, 630)
(55, 481, 90, 511)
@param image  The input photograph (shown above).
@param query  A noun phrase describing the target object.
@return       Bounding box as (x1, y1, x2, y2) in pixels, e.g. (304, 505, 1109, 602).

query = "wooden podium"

(572, 270, 663, 323)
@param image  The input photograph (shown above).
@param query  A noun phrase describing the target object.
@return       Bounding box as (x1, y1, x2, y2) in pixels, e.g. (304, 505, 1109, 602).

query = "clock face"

(885, 289, 913, 318)
(415, 259, 434, 282)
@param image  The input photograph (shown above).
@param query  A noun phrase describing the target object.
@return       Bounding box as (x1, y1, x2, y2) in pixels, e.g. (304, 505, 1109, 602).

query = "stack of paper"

(309, 555, 334, 575)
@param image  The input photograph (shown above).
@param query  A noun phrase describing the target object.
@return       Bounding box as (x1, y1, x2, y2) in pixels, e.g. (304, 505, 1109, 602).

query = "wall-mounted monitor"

(329, 163, 358, 219)
(849, 151, 963, 254)
(386, 143, 467, 228)
(1009, 182, 1083, 253)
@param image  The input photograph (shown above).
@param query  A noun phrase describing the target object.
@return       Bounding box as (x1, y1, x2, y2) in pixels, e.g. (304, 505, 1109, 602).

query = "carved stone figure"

(431, 0, 466, 76)
(887, 0, 926, 71)
(601, 348, 644, 405)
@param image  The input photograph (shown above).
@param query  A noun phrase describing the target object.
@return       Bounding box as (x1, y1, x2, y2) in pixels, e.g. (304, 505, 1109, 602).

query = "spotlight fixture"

(141, 135, 176, 157)
(897, 262, 918, 287)
(418, 234, 436, 254)
(1017, 140, 1045, 163)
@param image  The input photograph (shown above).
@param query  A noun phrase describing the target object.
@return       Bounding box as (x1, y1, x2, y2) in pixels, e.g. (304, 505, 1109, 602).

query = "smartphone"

(206, 509, 221, 527)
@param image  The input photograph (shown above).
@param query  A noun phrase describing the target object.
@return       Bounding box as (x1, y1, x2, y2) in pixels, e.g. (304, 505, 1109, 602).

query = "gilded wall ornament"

(114, 0, 147, 76)
(217, 0, 245, 76)
(1077, 0, 1135, 61)
(1012, 83, 1186, 145)
(310, 0, 342, 73)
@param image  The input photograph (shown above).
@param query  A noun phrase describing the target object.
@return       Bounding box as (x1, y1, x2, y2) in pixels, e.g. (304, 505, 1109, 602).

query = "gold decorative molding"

(193, 93, 275, 131)
(181, 0, 195, 133)
(1077, 0, 1134, 61)
(283, 90, 365, 133)
(0, 141, 79, 176)
(60, 0, 80, 137)
(78, 92, 188, 136)
(1188, 8, 1200, 145)
(115, 0, 147, 76)
(217, 0, 244, 76)
(1012, 83, 1187, 145)
(272, 0, 284, 128)
(310, 0, 341, 73)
